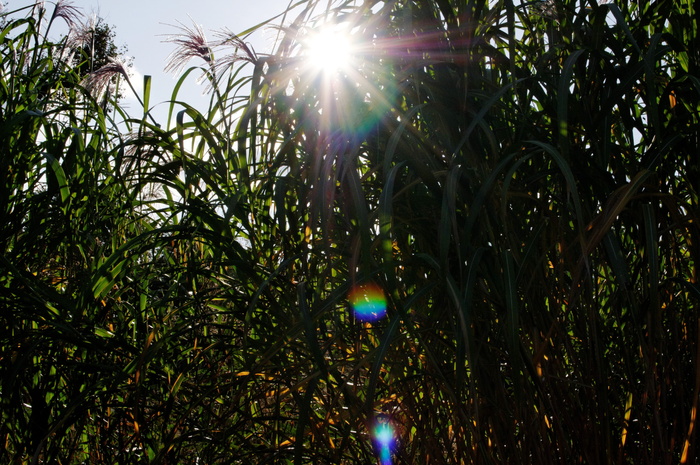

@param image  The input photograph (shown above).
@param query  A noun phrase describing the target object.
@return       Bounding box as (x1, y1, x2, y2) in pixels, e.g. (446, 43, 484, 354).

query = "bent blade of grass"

(364, 312, 402, 412)
(556, 49, 586, 158)
(439, 166, 462, 268)
(464, 151, 519, 242)
(44, 153, 71, 212)
(142, 74, 151, 118)
(453, 79, 523, 158)
(584, 170, 652, 255)
(297, 281, 327, 377)
(378, 161, 405, 288)
(642, 203, 660, 332)
(383, 104, 425, 174)
(526, 140, 586, 234)
(502, 249, 519, 369)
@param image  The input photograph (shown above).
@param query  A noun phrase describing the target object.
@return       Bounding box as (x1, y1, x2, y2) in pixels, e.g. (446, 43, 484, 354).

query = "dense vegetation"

(1, 0, 699, 463)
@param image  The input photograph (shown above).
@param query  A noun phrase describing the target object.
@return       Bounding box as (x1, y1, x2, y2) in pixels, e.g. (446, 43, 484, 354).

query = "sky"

(10, 0, 298, 122)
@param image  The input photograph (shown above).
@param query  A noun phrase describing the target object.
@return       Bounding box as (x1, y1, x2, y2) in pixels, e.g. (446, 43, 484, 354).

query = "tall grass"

(243, 1, 700, 462)
(2, 0, 699, 464)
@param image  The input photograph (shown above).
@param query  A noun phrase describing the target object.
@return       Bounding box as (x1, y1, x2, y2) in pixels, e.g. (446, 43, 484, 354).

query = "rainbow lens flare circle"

(348, 283, 387, 321)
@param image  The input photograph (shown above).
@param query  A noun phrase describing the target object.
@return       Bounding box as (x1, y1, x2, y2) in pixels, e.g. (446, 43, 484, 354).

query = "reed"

(2, 0, 698, 463)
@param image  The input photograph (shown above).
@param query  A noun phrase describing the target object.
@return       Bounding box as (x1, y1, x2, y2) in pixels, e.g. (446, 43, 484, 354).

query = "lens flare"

(349, 282, 387, 321)
(372, 416, 396, 465)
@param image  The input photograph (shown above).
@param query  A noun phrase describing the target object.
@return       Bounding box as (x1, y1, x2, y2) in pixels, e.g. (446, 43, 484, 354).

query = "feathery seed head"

(163, 20, 214, 74)
(209, 28, 258, 74)
(212, 28, 257, 63)
(65, 14, 98, 50)
(51, 0, 82, 29)
(81, 56, 129, 97)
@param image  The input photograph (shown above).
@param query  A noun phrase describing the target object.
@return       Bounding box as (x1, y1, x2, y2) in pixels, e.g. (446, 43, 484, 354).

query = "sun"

(302, 24, 355, 76)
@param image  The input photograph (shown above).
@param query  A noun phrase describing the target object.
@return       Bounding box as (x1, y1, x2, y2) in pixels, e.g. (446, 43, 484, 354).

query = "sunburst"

(302, 23, 356, 76)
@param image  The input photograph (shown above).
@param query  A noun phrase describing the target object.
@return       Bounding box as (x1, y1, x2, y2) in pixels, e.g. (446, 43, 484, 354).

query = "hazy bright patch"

(372, 416, 396, 465)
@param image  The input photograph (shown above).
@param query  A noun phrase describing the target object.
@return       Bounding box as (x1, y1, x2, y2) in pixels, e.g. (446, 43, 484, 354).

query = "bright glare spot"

(304, 25, 354, 75)
(372, 417, 396, 465)
(374, 423, 394, 448)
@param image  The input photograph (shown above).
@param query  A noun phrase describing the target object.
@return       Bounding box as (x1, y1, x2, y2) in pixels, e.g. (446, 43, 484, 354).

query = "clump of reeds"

(2, 0, 699, 464)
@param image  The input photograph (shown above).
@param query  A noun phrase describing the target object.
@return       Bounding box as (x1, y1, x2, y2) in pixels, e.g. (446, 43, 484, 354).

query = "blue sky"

(13, 0, 297, 120)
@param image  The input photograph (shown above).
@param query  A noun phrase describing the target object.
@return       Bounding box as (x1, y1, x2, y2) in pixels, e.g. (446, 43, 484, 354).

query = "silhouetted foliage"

(2, 0, 699, 464)
(71, 20, 124, 76)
